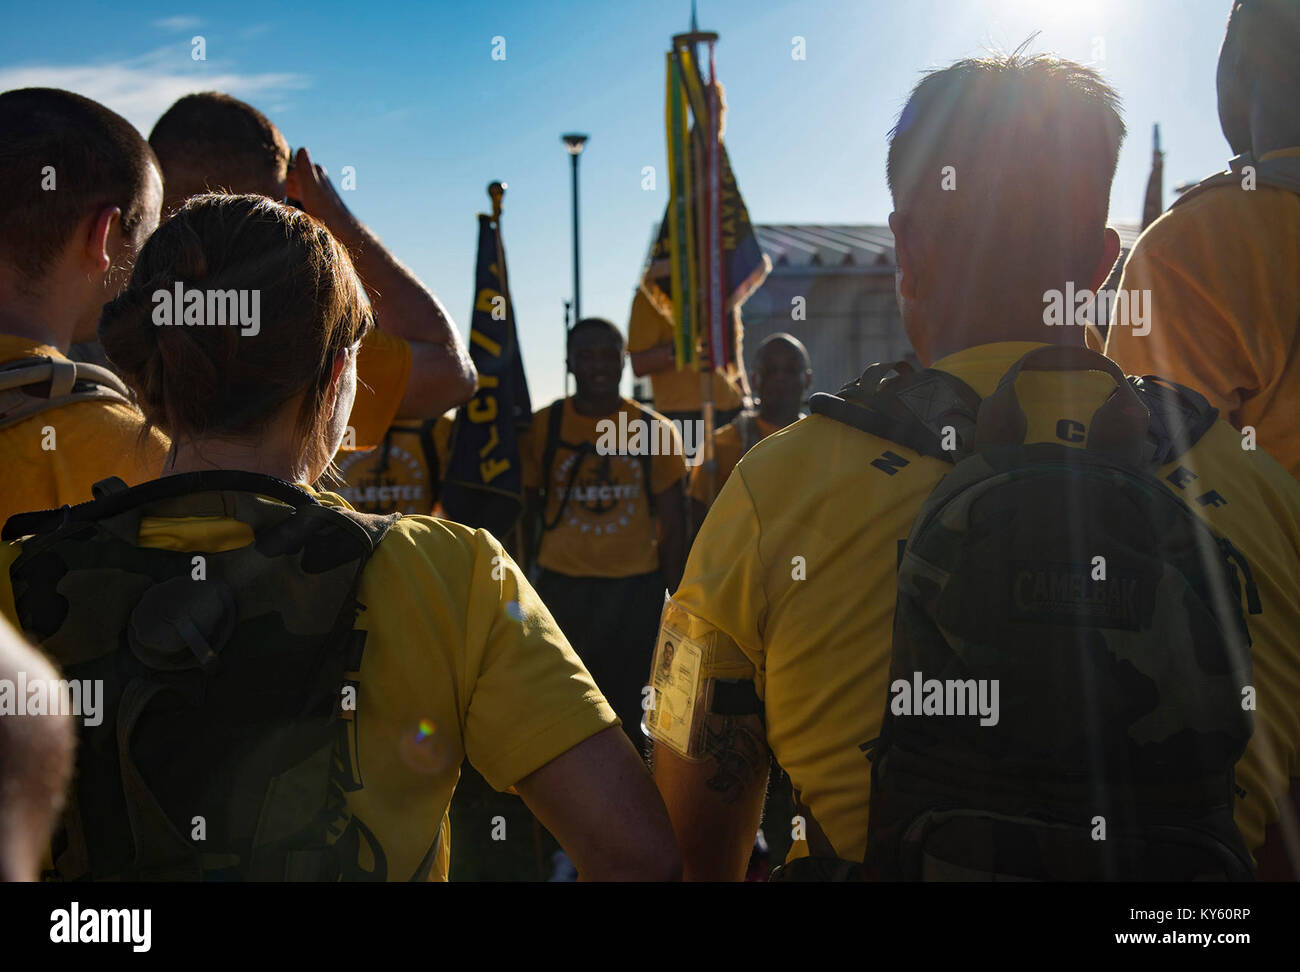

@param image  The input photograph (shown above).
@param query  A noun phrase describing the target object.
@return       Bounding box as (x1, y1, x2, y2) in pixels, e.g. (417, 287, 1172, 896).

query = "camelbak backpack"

(0, 355, 133, 430)
(3, 471, 403, 881)
(808, 345, 1260, 881)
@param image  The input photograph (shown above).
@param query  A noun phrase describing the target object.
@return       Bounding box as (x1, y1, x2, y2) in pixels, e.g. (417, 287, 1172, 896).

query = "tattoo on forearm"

(702, 715, 767, 804)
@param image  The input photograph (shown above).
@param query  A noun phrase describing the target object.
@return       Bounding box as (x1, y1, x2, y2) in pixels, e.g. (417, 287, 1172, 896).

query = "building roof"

(755, 222, 1145, 271)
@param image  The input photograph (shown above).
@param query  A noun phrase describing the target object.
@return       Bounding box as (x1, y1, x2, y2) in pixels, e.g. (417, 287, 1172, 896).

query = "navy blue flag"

(440, 213, 532, 540)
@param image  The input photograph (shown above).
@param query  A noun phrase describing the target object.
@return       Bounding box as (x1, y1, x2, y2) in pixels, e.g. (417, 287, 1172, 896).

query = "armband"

(643, 597, 758, 760)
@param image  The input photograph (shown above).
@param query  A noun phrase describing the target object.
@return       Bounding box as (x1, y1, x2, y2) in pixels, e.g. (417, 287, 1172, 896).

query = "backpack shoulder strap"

(4, 470, 324, 541)
(809, 361, 981, 463)
(539, 399, 567, 499)
(0, 356, 134, 431)
(1129, 375, 1219, 465)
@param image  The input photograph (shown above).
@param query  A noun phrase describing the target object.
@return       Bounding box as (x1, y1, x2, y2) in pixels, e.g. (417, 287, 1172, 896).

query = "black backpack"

(4, 471, 415, 881)
(802, 346, 1260, 881)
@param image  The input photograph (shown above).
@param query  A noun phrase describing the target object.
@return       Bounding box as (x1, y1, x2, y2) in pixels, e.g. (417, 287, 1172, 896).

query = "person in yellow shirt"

(651, 52, 1300, 881)
(1104, 0, 1300, 480)
(522, 318, 687, 753)
(627, 288, 745, 439)
(147, 93, 477, 451)
(0, 194, 679, 882)
(0, 88, 169, 526)
(333, 413, 454, 516)
(688, 332, 812, 526)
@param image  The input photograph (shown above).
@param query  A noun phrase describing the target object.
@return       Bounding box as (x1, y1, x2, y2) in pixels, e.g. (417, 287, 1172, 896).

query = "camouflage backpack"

(3, 470, 406, 881)
(810, 345, 1260, 881)
(0, 355, 133, 430)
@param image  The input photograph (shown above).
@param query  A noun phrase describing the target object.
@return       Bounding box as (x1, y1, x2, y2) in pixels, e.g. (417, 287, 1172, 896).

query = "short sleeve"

(671, 467, 767, 675)
(350, 329, 414, 450)
(1106, 202, 1282, 422)
(518, 406, 549, 490)
(627, 289, 670, 354)
(460, 530, 619, 788)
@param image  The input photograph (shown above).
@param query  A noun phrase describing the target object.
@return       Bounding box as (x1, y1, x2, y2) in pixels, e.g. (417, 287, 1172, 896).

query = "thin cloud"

(0, 46, 308, 134)
(152, 15, 202, 31)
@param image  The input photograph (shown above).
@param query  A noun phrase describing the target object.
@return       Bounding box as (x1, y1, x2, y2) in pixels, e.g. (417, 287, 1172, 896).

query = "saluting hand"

(285, 146, 364, 249)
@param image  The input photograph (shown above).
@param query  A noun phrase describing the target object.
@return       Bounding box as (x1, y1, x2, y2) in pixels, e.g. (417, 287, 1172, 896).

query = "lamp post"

(562, 133, 587, 397)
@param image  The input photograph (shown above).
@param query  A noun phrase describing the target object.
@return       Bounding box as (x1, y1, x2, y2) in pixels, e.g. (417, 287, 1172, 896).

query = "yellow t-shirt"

(627, 289, 743, 414)
(348, 329, 413, 451)
(672, 341, 1300, 863)
(0, 336, 168, 526)
(332, 414, 453, 516)
(1104, 147, 1300, 480)
(0, 486, 617, 881)
(688, 414, 780, 506)
(521, 397, 686, 578)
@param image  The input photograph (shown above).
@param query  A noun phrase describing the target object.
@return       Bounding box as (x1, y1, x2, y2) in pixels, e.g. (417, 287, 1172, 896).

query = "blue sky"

(0, 0, 1236, 404)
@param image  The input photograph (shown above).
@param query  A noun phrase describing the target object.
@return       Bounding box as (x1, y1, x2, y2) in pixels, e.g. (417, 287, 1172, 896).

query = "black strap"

(1130, 376, 1219, 465)
(810, 364, 981, 463)
(538, 399, 656, 532)
(3, 470, 323, 541)
(709, 679, 763, 716)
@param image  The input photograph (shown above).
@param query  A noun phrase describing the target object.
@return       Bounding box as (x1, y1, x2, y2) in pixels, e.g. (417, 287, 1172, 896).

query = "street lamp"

(562, 133, 588, 322)
(562, 133, 588, 397)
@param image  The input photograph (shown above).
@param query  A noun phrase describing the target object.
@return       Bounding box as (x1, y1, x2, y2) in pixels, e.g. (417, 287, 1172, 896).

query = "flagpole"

(673, 28, 721, 510)
(488, 180, 524, 564)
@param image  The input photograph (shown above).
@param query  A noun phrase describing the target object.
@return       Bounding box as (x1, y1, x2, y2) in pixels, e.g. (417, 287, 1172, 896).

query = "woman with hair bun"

(0, 195, 679, 882)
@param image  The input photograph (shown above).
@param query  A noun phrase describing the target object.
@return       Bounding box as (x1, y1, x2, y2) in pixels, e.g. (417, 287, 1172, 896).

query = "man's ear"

(888, 211, 917, 300)
(1089, 227, 1123, 293)
(83, 206, 121, 276)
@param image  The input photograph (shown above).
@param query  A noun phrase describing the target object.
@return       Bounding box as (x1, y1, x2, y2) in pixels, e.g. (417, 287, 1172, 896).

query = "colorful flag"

(640, 45, 769, 373)
(440, 213, 532, 541)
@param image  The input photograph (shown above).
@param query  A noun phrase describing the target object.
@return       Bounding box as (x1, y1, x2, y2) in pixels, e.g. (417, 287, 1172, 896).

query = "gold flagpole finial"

(488, 181, 506, 221)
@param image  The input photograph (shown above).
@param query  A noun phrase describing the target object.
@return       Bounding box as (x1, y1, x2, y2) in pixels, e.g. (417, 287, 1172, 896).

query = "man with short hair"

(0, 87, 168, 524)
(148, 92, 476, 450)
(522, 318, 687, 752)
(688, 332, 811, 526)
(1104, 0, 1300, 479)
(651, 52, 1300, 880)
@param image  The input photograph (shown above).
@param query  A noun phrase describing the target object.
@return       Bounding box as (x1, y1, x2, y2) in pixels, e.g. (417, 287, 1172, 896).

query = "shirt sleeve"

(627, 289, 670, 354)
(349, 329, 414, 450)
(460, 529, 619, 789)
(1106, 206, 1282, 422)
(519, 407, 546, 490)
(670, 466, 766, 682)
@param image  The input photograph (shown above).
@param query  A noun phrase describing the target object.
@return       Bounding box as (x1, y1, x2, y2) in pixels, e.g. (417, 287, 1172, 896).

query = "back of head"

(887, 48, 1126, 325)
(99, 194, 370, 475)
(1217, 0, 1300, 156)
(0, 88, 159, 292)
(149, 93, 290, 214)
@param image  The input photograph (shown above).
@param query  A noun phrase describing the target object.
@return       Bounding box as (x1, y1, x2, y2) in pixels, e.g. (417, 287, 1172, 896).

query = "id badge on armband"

(644, 600, 713, 760)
